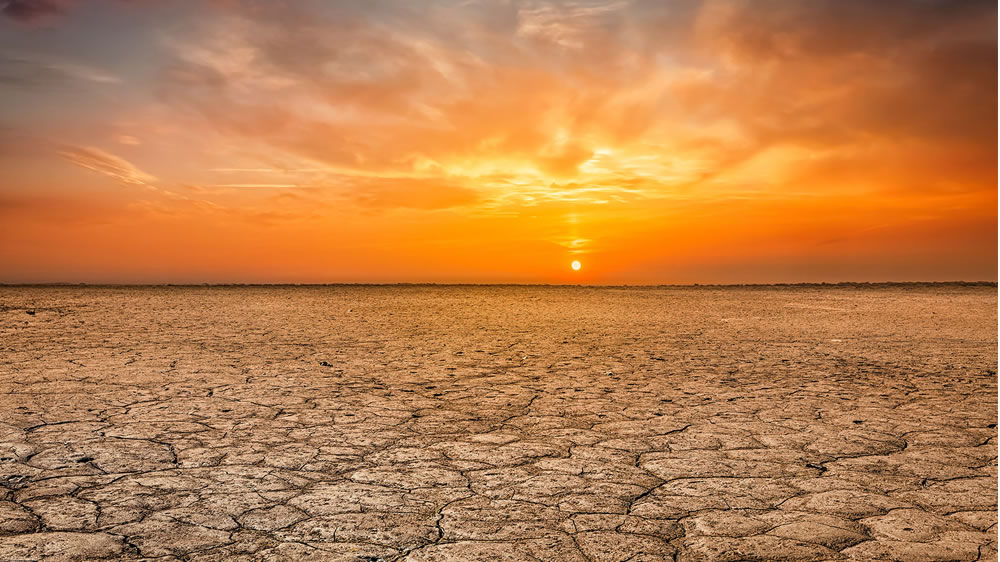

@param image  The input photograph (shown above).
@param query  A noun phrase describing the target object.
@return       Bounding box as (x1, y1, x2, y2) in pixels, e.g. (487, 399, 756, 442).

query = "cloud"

(13, 0, 989, 227)
(348, 178, 480, 211)
(213, 183, 298, 188)
(150, 0, 993, 206)
(57, 145, 156, 186)
(1, 0, 69, 24)
(0, 52, 121, 87)
(517, 1, 627, 49)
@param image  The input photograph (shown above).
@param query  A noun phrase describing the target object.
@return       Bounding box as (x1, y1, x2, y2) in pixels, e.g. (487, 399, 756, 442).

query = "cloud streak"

(57, 145, 156, 186)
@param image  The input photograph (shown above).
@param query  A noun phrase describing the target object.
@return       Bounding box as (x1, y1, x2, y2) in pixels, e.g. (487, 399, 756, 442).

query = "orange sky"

(0, 0, 996, 283)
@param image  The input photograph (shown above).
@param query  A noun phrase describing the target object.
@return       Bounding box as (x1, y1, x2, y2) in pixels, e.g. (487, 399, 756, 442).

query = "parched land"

(0, 285, 996, 561)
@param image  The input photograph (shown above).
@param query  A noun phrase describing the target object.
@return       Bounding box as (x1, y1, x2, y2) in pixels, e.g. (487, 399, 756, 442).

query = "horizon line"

(1, 281, 996, 288)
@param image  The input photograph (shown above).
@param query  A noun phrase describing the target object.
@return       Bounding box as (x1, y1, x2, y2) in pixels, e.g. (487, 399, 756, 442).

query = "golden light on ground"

(571, 261, 582, 271)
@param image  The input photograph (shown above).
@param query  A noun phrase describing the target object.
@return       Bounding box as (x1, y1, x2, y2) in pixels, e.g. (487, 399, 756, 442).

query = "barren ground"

(0, 285, 996, 561)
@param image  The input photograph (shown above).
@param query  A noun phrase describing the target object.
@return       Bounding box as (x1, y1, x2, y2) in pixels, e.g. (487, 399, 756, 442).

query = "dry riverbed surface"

(0, 285, 996, 561)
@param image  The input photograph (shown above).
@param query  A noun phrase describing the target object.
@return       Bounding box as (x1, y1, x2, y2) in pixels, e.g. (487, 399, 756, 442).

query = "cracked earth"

(0, 285, 996, 561)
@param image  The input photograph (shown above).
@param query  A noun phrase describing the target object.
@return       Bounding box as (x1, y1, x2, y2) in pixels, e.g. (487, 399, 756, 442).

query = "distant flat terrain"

(0, 285, 996, 561)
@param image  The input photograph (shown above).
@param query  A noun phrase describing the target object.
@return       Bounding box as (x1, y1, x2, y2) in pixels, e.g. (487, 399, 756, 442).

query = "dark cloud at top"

(1, 0, 70, 24)
(696, 0, 995, 60)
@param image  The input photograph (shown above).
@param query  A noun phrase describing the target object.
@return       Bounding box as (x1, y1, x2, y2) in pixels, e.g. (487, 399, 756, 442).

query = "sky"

(0, 0, 996, 284)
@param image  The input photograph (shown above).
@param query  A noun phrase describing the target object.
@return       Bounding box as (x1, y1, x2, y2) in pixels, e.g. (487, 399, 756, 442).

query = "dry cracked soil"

(0, 284, 996, 561)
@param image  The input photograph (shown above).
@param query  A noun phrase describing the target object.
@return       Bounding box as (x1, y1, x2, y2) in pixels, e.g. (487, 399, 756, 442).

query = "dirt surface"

(0, 285, 996, 561)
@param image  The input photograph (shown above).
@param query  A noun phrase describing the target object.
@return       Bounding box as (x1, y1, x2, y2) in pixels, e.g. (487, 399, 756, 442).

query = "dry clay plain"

(0, 284, 996, 561)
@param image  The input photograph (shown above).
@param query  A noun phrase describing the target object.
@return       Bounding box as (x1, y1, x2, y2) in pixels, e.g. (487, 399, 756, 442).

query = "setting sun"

(571, 261, 582, 271)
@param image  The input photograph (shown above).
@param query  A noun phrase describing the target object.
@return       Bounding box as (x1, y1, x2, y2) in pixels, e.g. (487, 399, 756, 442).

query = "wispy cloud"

(516, 0, 626, 49)
(57, 145, 156, 186)
(0, 52, 120, 86)
(43, 59, 120, 84)
(213, 183, 299, 188)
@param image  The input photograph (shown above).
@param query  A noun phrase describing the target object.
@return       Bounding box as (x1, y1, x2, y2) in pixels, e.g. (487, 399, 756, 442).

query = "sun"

(571, 260, 582, 271)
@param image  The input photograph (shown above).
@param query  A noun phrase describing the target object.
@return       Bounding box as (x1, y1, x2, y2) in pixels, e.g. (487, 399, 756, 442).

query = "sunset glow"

(0, 0, 996, 283)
